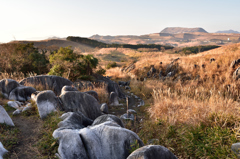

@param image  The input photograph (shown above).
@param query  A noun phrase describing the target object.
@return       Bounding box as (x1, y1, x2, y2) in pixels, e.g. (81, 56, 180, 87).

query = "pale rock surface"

(0, 142, 8, 159)
(92, 114, 124, 128)
(36, 90, 58, 119)
(9, 86, 36, 101)
(0, 105, 14, 126)
(7, 101, 22, 109)
(0, 79, 19, 98)
(127, 145, 177, 159)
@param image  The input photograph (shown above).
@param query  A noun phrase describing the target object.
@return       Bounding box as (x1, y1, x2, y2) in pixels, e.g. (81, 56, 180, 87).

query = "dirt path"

(9, 115, 43, 159)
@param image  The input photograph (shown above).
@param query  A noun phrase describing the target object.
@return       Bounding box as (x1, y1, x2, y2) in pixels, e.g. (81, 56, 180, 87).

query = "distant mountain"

(215, 30, 240, 34)
(160, 27, 208, 34)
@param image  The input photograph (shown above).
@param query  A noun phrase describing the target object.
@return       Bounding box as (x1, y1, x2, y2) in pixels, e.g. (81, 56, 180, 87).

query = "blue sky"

(0, 0, 239, 43)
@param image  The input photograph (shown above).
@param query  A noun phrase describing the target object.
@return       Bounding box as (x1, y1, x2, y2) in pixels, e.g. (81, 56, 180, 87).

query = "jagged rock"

(127, 109, 137, 114)
(0, 142, 8, 159)
(60, 91, 101, 120)
(79, 122, 144, 159)
(119, 81, 130, 86)
(0, 105, 14, 126)
(61, 85, 78, 94)
(137, 100, 145, 107)
(13, 109, 22, 115)
(36, 90, 59, 119)
(233, 67, 240, 80)
(73, 80, 94, 90)
(100, 103, 109, 114)
(92, 114, 124, 128)
(127, 145, 177, 159)
(120, 113, 135, 121)
(84, 90, 99, 102)
(58, 112, 93, 130)
(53, 129, 88, 159)
(125, 86, 131, 90)
(109, 92, 120, 106)
(231, 142, 240, 158)
(19, 75, 73, 96)
(230, 59, 240, 68)
(166, 58, 180, 74)
(7, 101, 22, 109)
(0, 79, 20, 98)
(9, 86, 36, 101)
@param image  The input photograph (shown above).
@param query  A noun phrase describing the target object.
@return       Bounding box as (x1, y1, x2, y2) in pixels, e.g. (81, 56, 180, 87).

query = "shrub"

(106, 62, 117, 69)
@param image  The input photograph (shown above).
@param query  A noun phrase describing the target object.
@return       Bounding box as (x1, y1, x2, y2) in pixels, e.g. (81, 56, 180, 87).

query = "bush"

(106, 62, 117, 69)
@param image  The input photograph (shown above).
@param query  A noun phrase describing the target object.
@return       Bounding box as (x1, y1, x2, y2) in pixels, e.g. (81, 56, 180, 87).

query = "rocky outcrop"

(9, 86, 36, 101)
(109, 92, 120, 106)
(127, 145, 177, 159)
(60, 91, 101, 120)
(92, 114, 124, 128)
(36, 90, 59, 119)
(84, 90, 99, 102)
(0, 79, 20, 98)
(0, 105, 14, 126)
(100, 103, 109, 114)
(0, 142, 8, 159)
(58, 112, 93, 130)
(19, 75, 73, 96)
(233, 67, 240, 80)
(230, 59, 240, 68)
(61, 85, 78, 94)
(53, 129, 88, 159)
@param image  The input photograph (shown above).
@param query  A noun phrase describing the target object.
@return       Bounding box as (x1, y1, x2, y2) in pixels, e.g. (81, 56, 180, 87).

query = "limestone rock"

(61, 85, 78, 94)
(230, 59, 240, 68)
(0, 105, 14, 126)
(36, 90, 59, 119)
(7, 101, 22, 109)
(58, 112, 93, 130)
(13, 109, 22, 115)
(231, 142, 240, 158)
(31, 91, 40, 102)
(79, 122, 144, 159)
(20, 75, 73, 96)
(109, 92, 120, 106)
(92, 114, 124, 128)
(0, 79, 20, 98)
(9, 86, 36, 101)
(233, 67, 240, 80)
(22, 103, 32, 112)
(0, 142, 8, 159)
(53, 129, 88, 159)
(120, 113, 135, 121)
(127, 145, 177, 159)
(84, 90, 99, 101)
(100, 103, 109, 114)
(60, 91, 101, 120)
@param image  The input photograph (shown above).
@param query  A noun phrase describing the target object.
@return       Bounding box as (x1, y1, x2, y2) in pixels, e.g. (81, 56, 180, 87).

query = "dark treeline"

(67, 36, 173, 50)
(182, 45, 220, 54)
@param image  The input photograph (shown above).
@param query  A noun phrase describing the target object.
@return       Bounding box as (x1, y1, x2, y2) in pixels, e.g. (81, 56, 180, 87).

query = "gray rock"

(36, 90, 59, 119)
(9, 86, 37, 101)
(100, 103, 109, 114)
(53, 129, 88, 159)
(233, 67, 240, 80)
(0, 79, 20, 98)
(83, 90, 99, 102)
(92, 114, 124, 128)
(79, 122, 144, 159)
(127, 145, 177, 159)
(109, 92, 120, 106)
(20, 75, 73, 96)
(0, 105, 14, 126)
(125, 86, 131, 90)
(231, 142, 240, 158)
(7, 101, 22, 109)
(127, 109, 137, 114)
(0, 142, 8, 159)
(13, 109, 22, 115)
(58, 112, 93, 130)
(120, 113, 135, 121)
(61, 85, 78, 94)
(230, 59, 240, 68)
(137, 100, 145, 107)
(60, 91, 101, 120)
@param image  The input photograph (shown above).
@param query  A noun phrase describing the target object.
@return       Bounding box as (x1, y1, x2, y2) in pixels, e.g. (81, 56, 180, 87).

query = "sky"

(0, 0, 240, 43)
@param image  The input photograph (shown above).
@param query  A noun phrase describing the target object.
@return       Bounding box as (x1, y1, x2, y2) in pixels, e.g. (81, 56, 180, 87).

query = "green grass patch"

(0, 123, 20, 157)
(36, 111, 63, 158)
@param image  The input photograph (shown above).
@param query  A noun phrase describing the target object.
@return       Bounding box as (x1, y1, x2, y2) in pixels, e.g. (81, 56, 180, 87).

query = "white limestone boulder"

(36, 90, 59, 119)
(0, 142, 8, 159)
(0, 105, 14, 126)
(0, 79, 20, 98)
(9, 86, 37, 101)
